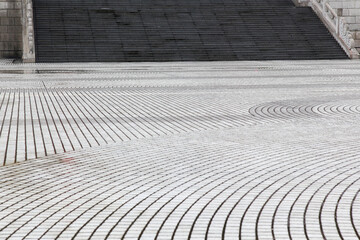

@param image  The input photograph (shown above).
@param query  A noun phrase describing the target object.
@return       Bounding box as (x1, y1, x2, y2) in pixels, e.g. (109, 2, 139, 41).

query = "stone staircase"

(299, 0, 360, 58)
(32, 0, 348, 62)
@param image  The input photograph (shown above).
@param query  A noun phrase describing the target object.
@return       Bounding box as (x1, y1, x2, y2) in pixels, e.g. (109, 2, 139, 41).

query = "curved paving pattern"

(0, 60, 360, 239)
(249, 98, 360, 120)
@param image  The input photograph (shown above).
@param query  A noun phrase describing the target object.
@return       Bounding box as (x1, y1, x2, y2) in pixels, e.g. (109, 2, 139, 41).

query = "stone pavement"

(0, 60, 360, 239)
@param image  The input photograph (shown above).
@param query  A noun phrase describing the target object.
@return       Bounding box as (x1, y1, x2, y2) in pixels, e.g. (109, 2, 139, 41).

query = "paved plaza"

(0, 60, 360, 239)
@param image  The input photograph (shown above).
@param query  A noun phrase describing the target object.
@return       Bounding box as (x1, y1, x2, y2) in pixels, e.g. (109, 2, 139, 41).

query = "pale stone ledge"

(22, 0, 35, 62)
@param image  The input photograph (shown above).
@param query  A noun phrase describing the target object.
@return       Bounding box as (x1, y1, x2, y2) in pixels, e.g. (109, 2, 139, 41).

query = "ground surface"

(0, 60, 360, 239)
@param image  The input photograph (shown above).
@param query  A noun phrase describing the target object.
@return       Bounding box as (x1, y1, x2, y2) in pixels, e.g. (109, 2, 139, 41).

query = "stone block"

(0, 17, 13, 25)
(349, 24, 360, 31)
(356, 31, 360, 40)
(6, 25, 21, 33)
(0, 25, 7, 32)
(7, 9, 21, 17)
(0, 33, 10, 41)
(0, 2, 11, 9)
(0, 10, 6, 17)
(0, 50, 21, 58)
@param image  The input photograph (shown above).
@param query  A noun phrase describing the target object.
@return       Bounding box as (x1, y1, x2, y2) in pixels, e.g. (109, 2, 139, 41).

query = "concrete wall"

(0, 0, 22, 58)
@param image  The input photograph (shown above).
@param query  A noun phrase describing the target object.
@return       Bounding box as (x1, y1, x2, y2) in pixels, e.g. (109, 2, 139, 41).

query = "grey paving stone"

(0, 60, 359, 239)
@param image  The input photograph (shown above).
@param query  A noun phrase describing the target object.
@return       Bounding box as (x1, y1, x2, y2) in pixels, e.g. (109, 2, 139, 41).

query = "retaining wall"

(0, 0, 22, 58)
